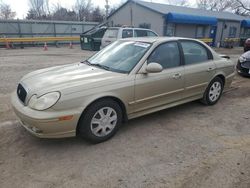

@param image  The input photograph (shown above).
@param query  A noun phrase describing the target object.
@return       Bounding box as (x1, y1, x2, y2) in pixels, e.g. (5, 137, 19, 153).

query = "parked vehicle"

(244, 38, 250, 52)
(100, 27, 158, 49)
(237, 50, 250, 77)
(80, 27, 107, 51)
(12, 37, 235, 143)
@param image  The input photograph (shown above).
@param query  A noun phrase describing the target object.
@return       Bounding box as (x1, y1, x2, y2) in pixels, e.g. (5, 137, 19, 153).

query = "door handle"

(172, 73, 182, 79)
(207, 67, 215, 72)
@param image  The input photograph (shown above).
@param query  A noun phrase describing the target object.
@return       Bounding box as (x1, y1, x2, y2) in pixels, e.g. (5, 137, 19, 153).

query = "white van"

(101, 27, 158, 49)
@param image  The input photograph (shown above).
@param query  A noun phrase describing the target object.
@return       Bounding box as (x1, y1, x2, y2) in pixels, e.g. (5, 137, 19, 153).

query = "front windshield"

(87, 40, 151, 73)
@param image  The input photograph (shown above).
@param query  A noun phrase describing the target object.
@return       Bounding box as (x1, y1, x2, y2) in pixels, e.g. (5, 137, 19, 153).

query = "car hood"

(20, 63, 126, 95)
(241, 51, 250, 60)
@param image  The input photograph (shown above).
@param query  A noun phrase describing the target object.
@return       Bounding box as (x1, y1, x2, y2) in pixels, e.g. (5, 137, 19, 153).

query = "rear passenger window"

(122, 29, 133, 38)
(181, 41, 209, 65)
(148, 42, 180, 69)
(135, 30, 147, 37)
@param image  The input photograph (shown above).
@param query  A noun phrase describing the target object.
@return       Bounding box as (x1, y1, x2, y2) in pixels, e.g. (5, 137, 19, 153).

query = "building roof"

(139, 1, 246, 21)
(109, 0, 245, 22)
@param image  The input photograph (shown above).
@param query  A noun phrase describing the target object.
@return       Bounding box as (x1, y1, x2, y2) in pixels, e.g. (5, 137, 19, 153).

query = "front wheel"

(77, 99, 122, 143)
(201, 77, 224, 105)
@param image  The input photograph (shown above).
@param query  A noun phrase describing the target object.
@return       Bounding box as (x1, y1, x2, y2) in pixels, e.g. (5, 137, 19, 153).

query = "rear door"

(180, 40, 216, 98)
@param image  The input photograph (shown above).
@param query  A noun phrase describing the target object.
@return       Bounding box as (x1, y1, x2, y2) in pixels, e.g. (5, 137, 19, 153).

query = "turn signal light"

(58, 115, 73, 121)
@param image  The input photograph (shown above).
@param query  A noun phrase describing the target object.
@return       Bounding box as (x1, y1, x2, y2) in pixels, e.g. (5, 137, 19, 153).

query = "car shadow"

(120, 101, 202, 132)
(10, 100, 207, 152)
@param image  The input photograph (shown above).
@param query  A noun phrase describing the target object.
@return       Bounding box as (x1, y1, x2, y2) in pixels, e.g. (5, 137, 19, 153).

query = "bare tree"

(92, 6, 104, 22)
(0, 2, 16, 19)
(28, 0, 50, 19)
(196, 0, 232, 11)
(106, 0, 126, 17)
(74, 0, 92, 21)
(51, 3, 77, 21)
(26, 0, 103, 22)
(26, 9, 37, 19)
(232, 0, 250, 16)
(167, 0, 189, 6)
(45, 0, 50, 15)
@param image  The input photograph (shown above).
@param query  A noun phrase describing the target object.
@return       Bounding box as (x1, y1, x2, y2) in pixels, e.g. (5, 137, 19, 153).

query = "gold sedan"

(11, 37, 235, 143)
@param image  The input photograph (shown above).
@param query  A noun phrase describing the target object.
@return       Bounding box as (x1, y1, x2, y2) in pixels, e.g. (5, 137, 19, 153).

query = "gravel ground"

(0, 46, 250, 188)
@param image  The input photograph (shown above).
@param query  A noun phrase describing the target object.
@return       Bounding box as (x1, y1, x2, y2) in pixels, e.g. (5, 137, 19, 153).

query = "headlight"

(28, 92, 61, 111)
(239, 56, 246, 63)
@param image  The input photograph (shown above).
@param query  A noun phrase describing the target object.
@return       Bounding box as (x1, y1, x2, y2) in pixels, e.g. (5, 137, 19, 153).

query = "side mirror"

(146, 63, 163, 73)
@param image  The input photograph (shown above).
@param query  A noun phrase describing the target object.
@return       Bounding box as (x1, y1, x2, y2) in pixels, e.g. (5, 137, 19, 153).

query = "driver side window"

(147, 42, 180, 69)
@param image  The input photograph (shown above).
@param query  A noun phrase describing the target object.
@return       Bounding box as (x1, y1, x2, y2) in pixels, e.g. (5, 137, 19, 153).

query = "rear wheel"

(201, 77, 224, 105)
(78, 99, 122, 143)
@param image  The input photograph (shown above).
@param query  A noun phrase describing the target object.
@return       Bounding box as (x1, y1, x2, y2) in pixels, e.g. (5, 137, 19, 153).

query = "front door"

(134, 41, 185, 113)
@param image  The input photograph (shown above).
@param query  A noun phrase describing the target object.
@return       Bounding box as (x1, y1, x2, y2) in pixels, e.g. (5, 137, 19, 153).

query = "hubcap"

(209, 81, 222, 102)
(90, 107, 117, 137)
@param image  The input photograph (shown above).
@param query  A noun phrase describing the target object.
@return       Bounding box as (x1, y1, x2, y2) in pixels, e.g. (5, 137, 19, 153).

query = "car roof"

(107, 27, 153, 31)
(120, 37, 201, 43)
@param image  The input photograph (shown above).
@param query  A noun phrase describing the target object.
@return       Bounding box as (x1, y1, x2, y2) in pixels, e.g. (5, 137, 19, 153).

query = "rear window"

(147, 31, 158, 36)
(103, 29, 118, 38)
(135, 29, 158, 37)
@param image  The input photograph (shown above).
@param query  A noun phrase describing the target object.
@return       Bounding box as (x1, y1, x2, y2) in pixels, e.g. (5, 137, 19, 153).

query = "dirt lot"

(0, 46, 250, 188)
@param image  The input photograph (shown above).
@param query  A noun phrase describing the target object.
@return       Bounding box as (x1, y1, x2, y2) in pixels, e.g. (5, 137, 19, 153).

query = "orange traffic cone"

(5, 41, 10, 49)
(43, 42, 48, 51)
(69, 42, 73, 49)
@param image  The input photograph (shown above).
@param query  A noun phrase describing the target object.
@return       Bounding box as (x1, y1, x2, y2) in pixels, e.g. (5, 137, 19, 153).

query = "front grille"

(17, 84, 27, 103)
(242, 61, 250, 69)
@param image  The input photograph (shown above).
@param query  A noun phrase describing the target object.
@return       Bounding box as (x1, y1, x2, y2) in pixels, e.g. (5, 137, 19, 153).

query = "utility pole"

(105, 0, 110, 21)
(130, 0, 133, 26)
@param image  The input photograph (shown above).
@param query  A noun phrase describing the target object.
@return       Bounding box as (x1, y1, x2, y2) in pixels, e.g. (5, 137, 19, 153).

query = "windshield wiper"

(91, 63, 110, 71)
(81, 60, 91, 65)
(81, 61, 110, 71)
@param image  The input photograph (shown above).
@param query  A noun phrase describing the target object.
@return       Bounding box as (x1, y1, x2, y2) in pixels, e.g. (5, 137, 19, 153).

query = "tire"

(201, 77, 224, 105)
(77, 99, 122, 143)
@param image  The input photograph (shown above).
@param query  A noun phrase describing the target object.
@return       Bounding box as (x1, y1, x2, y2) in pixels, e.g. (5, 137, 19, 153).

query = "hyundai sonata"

(12, 37, 235, 143)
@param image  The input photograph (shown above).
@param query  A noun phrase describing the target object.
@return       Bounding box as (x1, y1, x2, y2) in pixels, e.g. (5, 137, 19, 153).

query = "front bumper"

(11, 92, 82, 138)
(244, 45, 250, 52)
(236, 61, 250, 77)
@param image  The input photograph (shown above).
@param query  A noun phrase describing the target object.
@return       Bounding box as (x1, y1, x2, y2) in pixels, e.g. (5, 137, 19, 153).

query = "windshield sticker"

(134, 42, 150, 48)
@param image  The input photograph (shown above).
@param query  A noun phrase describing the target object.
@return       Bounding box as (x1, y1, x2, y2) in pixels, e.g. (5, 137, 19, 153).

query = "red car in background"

(244, 38, 250, 52)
